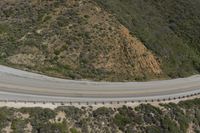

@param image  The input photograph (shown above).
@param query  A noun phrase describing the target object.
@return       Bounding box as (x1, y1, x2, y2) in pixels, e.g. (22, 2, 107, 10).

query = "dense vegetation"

(1, 99, 200, 133)
(96, 0, 200, 78)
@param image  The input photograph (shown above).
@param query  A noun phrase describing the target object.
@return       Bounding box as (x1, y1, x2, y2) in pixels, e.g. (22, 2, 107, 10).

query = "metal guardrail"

(0, 92, 199, 106)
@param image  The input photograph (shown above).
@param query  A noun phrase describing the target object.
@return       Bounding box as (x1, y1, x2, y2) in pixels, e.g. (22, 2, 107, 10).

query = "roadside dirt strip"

(0, 65, 200, 105)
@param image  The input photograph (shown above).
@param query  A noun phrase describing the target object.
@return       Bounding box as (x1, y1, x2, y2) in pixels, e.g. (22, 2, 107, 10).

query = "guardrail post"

(163, 99, 166, 101)
(173, 97, 176, 100)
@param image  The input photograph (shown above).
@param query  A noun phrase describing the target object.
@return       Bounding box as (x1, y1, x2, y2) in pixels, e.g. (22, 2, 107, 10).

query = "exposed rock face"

(0, 0, 163, 81)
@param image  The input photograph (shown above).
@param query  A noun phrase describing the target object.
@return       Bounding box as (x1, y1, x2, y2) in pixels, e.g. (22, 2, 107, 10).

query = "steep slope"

(0, 0, 162, 81)
(96, 0, 200, 78)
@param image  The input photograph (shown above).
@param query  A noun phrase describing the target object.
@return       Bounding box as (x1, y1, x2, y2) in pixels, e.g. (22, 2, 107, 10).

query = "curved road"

(0, 65, 200, 103)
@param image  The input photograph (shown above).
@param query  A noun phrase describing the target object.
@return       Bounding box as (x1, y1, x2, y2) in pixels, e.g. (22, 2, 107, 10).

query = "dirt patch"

(24, 122, 32, 133)
(1, 123, 13, 133)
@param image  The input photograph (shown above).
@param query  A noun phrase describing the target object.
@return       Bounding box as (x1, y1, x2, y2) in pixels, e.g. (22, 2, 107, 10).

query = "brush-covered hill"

(0, 0, 200, 81)
(96, 0, 200, 78)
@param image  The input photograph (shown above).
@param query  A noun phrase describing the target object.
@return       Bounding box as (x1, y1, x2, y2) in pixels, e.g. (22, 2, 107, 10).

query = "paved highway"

(0, 65, 200, 103)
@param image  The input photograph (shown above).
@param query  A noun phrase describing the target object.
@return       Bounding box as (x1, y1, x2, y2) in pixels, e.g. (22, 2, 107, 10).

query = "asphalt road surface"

(0, 65, 200, 103)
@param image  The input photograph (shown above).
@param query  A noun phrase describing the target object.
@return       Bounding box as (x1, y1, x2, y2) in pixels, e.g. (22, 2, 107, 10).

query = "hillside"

(1, 99, 200, 133)
(0, 0, 200, 81)
(0, 0, 162, 81)
(96, 0, 200, 78)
